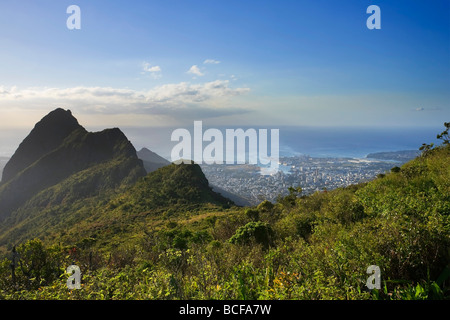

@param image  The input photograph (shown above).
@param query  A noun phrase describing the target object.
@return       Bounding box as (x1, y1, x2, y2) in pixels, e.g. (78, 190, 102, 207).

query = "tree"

(436, 122, 450, 145)
(420, 122, 449, 156)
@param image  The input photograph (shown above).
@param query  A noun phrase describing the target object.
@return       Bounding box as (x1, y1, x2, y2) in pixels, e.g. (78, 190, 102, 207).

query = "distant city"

(0, 149, 420, 207)
(201, 150, 420, 206)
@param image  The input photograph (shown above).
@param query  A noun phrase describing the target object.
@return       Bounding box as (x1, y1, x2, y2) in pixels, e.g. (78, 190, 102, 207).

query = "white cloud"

(0, 81, 250, 119)
(413, 106, 442, 112)
(145, 65, 161, 73)
(187, 65, 205, 77)
(203, 59, 221, 65)
(142, 62, 162, 79)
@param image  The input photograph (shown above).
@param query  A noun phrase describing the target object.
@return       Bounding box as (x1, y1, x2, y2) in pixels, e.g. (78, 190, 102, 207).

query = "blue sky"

(0, 0, 448, 133)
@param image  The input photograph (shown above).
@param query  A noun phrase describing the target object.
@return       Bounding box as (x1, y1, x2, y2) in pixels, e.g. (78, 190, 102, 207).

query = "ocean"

(121, 125, 441, 160)
(277, 126, 440, 158)
(0, 125, 441, 160)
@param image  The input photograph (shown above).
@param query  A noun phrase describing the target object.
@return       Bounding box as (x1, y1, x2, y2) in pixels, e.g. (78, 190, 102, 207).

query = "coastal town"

(0, 150, 417, 207)
(201, 154, 408, 205)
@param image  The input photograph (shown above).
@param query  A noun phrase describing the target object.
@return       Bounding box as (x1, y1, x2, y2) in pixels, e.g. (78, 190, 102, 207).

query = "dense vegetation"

(0, 127, 449, 300)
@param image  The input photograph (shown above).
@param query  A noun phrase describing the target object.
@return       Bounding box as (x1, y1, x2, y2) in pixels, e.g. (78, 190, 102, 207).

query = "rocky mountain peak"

(1, 108, 83, 183)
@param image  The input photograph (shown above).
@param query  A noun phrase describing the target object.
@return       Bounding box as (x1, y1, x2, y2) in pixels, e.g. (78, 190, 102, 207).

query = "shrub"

(229, 221, 274, 249)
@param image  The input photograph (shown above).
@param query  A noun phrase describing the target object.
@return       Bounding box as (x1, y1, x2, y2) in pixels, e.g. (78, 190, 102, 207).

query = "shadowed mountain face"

(1, 108, 83, 184)
(0, 108, 146, 221)
(137, 147, 170, 173)
(0, 108, 236, 249)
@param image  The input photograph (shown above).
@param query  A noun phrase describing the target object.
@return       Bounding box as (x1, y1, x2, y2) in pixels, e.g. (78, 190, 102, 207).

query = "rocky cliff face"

(0, 109, 146, 221)
(1, 108, 83, 184)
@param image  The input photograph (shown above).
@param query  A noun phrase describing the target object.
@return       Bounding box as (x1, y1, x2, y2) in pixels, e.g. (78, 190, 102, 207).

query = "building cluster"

(201, 155, 397, 205)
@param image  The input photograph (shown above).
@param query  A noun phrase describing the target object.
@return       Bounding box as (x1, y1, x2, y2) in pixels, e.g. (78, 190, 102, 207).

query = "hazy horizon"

(0, 121, 442, 160)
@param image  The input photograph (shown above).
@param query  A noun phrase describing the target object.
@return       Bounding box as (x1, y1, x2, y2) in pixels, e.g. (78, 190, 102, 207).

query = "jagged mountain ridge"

(0, 108, 147, 221)
(1, 109, 83, 183)
(0, 109, 234, 250)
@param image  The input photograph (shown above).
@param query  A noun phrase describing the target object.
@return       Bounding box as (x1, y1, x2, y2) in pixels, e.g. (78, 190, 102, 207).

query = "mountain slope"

(137, 147, 170, 173)
(0, 109, 147, 222)
(1, 108, 82, 183)
(0, 108, 234, 252)
(0, 162, 234, 251)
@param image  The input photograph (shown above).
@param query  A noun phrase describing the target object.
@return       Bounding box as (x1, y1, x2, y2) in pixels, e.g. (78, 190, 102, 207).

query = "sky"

(0, 0, 449, 148)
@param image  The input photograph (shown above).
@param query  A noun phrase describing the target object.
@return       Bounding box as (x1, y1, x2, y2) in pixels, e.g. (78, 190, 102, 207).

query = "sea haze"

(121, 125, 440, 161)
(0, 125, 441, 160)
(278, 126, 441, 158)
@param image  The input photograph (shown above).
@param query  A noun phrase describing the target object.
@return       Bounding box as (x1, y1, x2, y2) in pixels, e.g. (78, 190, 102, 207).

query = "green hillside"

(1, 141, 448, 300)
(0, 124, 448, 300)
(37, 162, 234, 252)
(0, 155, 146, 251)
